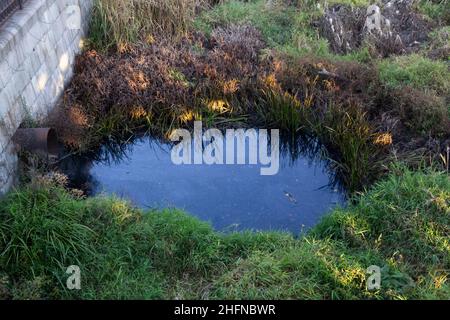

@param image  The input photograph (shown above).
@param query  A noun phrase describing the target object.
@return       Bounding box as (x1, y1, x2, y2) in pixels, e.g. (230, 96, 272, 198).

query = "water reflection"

(58, 132, 346, 234)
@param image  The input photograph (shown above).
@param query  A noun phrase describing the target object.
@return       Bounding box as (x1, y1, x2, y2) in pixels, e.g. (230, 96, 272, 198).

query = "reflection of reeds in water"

(58, 129, 346, 197)
(91, 133, 170, 166)
(257, 86, 385, 193)
(56, 133, 164, 195)
(279, 133, 346, 195)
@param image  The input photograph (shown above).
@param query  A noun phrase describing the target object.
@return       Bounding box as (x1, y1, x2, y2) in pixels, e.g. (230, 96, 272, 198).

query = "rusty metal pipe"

(12, 128, 60, 157)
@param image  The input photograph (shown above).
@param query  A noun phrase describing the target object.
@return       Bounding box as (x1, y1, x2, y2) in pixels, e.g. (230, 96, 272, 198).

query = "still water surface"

(61, 135, 345, 234)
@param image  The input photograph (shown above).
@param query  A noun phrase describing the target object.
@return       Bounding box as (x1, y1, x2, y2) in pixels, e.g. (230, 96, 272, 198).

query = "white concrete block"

(21, 30, 41, 57)
(22, 82, 38, 110)
(1, 81, 17, 109)
(28, 19, 49, 43)
(0, 61, 12, 89)
(47, 1, 61, 22)
(31, 62, 50, 96)
(12, 69, 29, 94)
(0, 90, 12, 121)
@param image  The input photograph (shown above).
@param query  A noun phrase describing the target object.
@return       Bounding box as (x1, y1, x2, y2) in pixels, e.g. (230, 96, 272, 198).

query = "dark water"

(60, 135, 345, 234)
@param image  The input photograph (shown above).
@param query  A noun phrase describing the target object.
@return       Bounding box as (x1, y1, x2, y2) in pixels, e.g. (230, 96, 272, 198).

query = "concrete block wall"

(0, 0, 92, 194)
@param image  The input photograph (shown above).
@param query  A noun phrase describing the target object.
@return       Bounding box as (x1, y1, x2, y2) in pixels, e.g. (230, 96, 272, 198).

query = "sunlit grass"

(0, 168, 448, 299)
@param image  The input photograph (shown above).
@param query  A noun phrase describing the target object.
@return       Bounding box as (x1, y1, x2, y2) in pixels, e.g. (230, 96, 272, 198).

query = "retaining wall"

(0, 0, 92, 194)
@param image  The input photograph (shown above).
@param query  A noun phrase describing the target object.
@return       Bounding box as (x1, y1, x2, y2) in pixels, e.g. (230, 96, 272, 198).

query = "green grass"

(415, 0, 450, 25)
(426, 26, 450, 60)
(378, 54, 450, 95)
(193, 0, 375, 62)
(194, 0, 304, 47)
(258, 89, 305, 133)
(327, 0, 371, 6)
(313, 166, 450, 282)
(314, 104, 382, 192)
(194, 0, 330, 57)
(0, 168, 448, 299)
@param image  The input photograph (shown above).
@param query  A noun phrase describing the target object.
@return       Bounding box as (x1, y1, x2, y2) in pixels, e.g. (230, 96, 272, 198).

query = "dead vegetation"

(47, 21, 449, 193)
(46, 0, 450, 193)
(49, 25, 269, 149)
